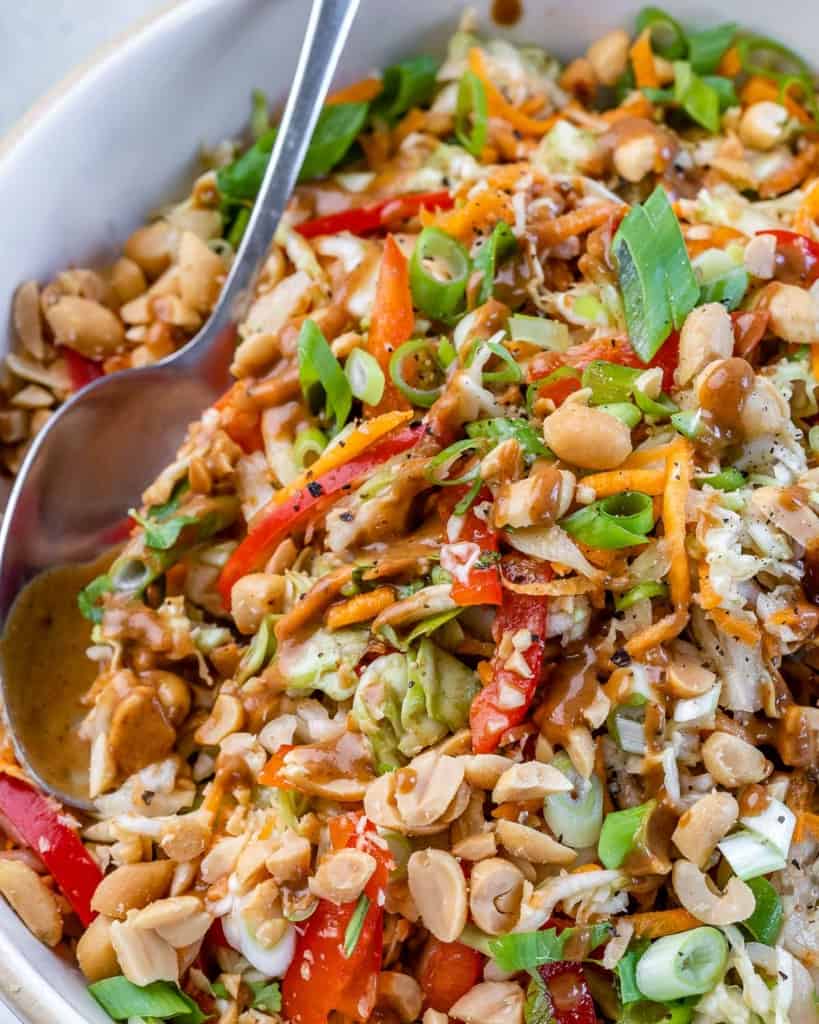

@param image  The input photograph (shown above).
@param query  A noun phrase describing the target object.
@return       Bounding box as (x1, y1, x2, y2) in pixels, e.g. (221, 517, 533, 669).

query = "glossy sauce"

(698, 357, 754, 439)
(536, 648, 597, 743)
(0, 552, 114, 800)
(738, 783, 771, 817)
(491, 0, 523, 25)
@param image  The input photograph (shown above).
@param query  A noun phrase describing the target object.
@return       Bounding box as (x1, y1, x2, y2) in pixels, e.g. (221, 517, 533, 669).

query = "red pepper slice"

(368, 235, 416, 413)
(296, 191, 454, 239)
(529, 333, 679, 393)
(469, 555, 551, 754)
(529, 368, 583, 408)
(218, 423, 423, 604)
(418, 939, 484, 1012)
(538, 962, 598, 1024)
(756, 229, 819, 286)
(282, 816, 392, 1024)
(439, 488, 502, 607)
(62, 347, 104, 392)
(0, 772, 102, 926)
(214, 381, 264, 454)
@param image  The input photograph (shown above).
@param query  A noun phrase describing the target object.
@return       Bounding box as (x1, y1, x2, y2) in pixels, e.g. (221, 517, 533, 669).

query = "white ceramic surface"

(0, 0, 817, 1020)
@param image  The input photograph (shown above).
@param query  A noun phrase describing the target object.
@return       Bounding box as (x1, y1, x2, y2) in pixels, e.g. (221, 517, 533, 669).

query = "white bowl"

(0, 0, 816, 1019)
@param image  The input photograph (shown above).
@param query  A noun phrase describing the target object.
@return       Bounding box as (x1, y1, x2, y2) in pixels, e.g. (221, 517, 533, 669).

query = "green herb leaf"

(614, 207, 673, 363)
(78, 573, 114, 624)
(88, 977, 207, 1023)
(297, 318, 352, 430)
(489, 923, 612, 972)
(248, 980, 282, 1013)
(687, 23, 737, 74)
(130, 509, 200, 551)
(375, 56, 439, 119)
(615, 582, 669, 611)
(466, 417, 550, 461)
(343, 893, 371, 958)
(474, 221, 518, 305)
(147, 479, 190, 522)
(672, 61, 720, 132)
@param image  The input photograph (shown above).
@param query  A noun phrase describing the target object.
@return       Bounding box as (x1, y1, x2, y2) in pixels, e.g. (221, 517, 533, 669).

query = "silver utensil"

(0, 0, 360, 810)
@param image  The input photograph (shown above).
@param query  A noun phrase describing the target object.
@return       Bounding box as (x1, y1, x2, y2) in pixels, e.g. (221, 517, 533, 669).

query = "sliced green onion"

(78, 573, 114, 624)
(489, 922, 612, 973)
(596, 402, 643, 428)
(236, 614, 277, 685)
(343, 893, 371, 958)
(598, 799, 656, 869)
(561, 491, 655, 550)
(410, 227, 471, 319)
(227, 206, 251, 248)
(375, 56, 439, 120)
(474, 339, 523, 385)
(293, 427, 328, 469)
(687, 23, 737, 74)
(699, 266, 749, 311)
(740, 798, 795, 857)
(643, 186, 700, 330)
(543, 752, 604, 848)
(88, 977, 206, 1022)
(809, 425, 819, 453)
(582, 360, 640, 404)
(508, 314, 571, 352)
(673, 61, 721, 132)
(345, 348, 385, 406)
(425, 438, 486, 486)
(673, 684, 720, 724)
(700, 467, 746, 491)
(466, 417, 550, 461)
(635, 7, 688, 59)
(744, 877, 784, 945)
(455, 69, 489, 156)
(615, 943, 649, 1005)
(671, 409, 703, 439)
(608, 702, 648, 753)
(437, 336, 457, 369)
(474, 222, 518, 306)
(250, 89, 271, 139)
(717, 830, 786, 880)
(702, 75, 740, 110)
(389, 339, 444, 407)
(633, 387, 677, 420)
(614, 206, 673, 363)
(615, 581, 668, 611)
(737, 34, 813, 84)
(297, 318, 352, 430)
(635, 928, 728, 1002)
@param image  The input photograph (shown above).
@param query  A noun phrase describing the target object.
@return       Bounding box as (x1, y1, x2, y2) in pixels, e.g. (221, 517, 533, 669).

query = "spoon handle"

(191, 0, 361, 347)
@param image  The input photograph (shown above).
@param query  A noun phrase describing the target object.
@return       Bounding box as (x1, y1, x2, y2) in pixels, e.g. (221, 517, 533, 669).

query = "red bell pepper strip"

(529, 368, 583, 409)
(757, 228, 819, 286)
(439, 488, 502, 606)
(538, 961, 598, 1024)
(0, 772, 102, 927)
(214, 381, 264, 454)
(218, 422, 423, 604)
(530, 332, 679, 393)
(282, 815, 392, 1024)
(62, 347, 104, 392)
(368, 235, 415, 413)
(418, 939, 485, 1012)
(470, 555, 551, 754)
(296, 191, 454, 239)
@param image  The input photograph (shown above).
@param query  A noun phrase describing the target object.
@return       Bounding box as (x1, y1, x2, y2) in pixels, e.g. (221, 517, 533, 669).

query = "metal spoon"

(0, 0, 361, 810)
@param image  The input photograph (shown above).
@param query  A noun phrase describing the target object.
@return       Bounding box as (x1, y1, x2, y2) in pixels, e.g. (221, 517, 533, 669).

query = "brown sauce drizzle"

(698, 357, 754, 435)
(536, 648, 597, 744)
(491, 0, 523, 25)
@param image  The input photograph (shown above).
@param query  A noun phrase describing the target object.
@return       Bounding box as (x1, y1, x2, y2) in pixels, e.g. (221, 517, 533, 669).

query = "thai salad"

(1, 7, 818, 1024)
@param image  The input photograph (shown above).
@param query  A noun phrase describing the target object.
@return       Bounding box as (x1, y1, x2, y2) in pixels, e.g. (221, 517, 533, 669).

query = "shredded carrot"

(571, 863, 604, 874)
(717, 45, 742, 78)
(367, 236, 415, 413)
(393, 107, 427, 144)
(468, 48, 556, 136)
(663, 441, 692, 610)
(709, 607, 761, 645)
(741, 77, 813, 125)
(621, 441, 679, 470)
(580, 467, 666, 498)
(629, 29, 660, 90)
(697, 563, 722, 611)
(626, 909, 702, 939)
(794, 811, 819, 843)
(421, 188, 514, 242)
(759, 144, 819, 199)
(811, 343, 819, 384)
(326, 77, 383, 105)
(626, 609, 688, 658)
(537, 203, 618, 247)
(275, 566, 354, 644)
(325, 587, 395, 630)
(601, 92, 654, 123)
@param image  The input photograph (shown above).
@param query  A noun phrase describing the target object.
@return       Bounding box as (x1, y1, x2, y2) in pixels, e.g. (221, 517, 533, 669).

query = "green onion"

(236, 614, 277, 685)
(217, 102, 368, 201)
(389, 339, 444, 408)
(455, 70, 489, 156)
(615, 582, 669, 611)
(633, 387, 678, 420)
(473, 339, 523, 385)
(543, 751, 604, 848)
(297, 319, 352, 430)
(466, 417, 550, 461)
(227, 206, 251, 248)
(454, 477, 483, 515)
(129, 508, 199, 551)
(561, 491, 655, 550)
(635, 928, 728, 1002)
(687, 23, 737, 74)
(608, 703, 648, 754)
(293, 427, 328, 469)
(743, 877, 784, 945)
(643, 186, 700, 330)
(474, 222, 518, 305)
(345, 347, 385, 406)
(343, 893, 371, 957)
(702, 75, 739, 111)
(88, 977, 207, 1023)
(375, 56, 439, 120)
(508, 313, 570, 351)
(635, 7, 688, 59)
(250, 88, 271, 139)
(437, 336, 457, 369)
(718, 830, 787, 879)
(614, 206, 673, 363)
(616, 943, 649, 1005)
(582, 360, 640, 404)
(673, 61, 721, 132)
(410, 227, 471, 319)
(671, 409, 703, 439)
(598, 403, 643, 428)
(78, 573, 114, 624)
(700, 467, 746, 491)
(489, 923, 612, 972)
(598, 799, 656, 869)
(737, 34, 813, 85)
(699, 267, 748, 311)
(425, 438, 486, 486)
(248, 981, 282, 1013)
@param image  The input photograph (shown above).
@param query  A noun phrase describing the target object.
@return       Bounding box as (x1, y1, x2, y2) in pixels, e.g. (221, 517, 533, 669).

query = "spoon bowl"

(0, 0, 360, 810)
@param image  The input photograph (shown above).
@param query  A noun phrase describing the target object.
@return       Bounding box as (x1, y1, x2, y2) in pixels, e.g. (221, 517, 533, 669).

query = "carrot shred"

(793, 178, 819, 236)
(758, 144, 819, 200)
(621, 441, 679, 470)
(626, 909, 702, 939)
(811, 343, 819, 385)
(326, 77, 383, 105)
(580, 467, 666, 498)
(629, 29, 660, 90)
(708, 608, 761, 645)
(741, 77, 813, 125)
(537, 203, 618, 247)
(717, 45, 742, 78)
(601, 92, 654, 123)
(325, 587, 395, 630)
(663, 441, 693, 610)
(468, 48, 556, 136)
(697, 563, 722, 611)
(794, 811, 819, 843)
(421, 188, 514, 242)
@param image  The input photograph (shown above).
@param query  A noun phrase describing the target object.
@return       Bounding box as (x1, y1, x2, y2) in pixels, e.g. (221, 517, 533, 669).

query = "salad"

(1, 7, 818, 1024)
